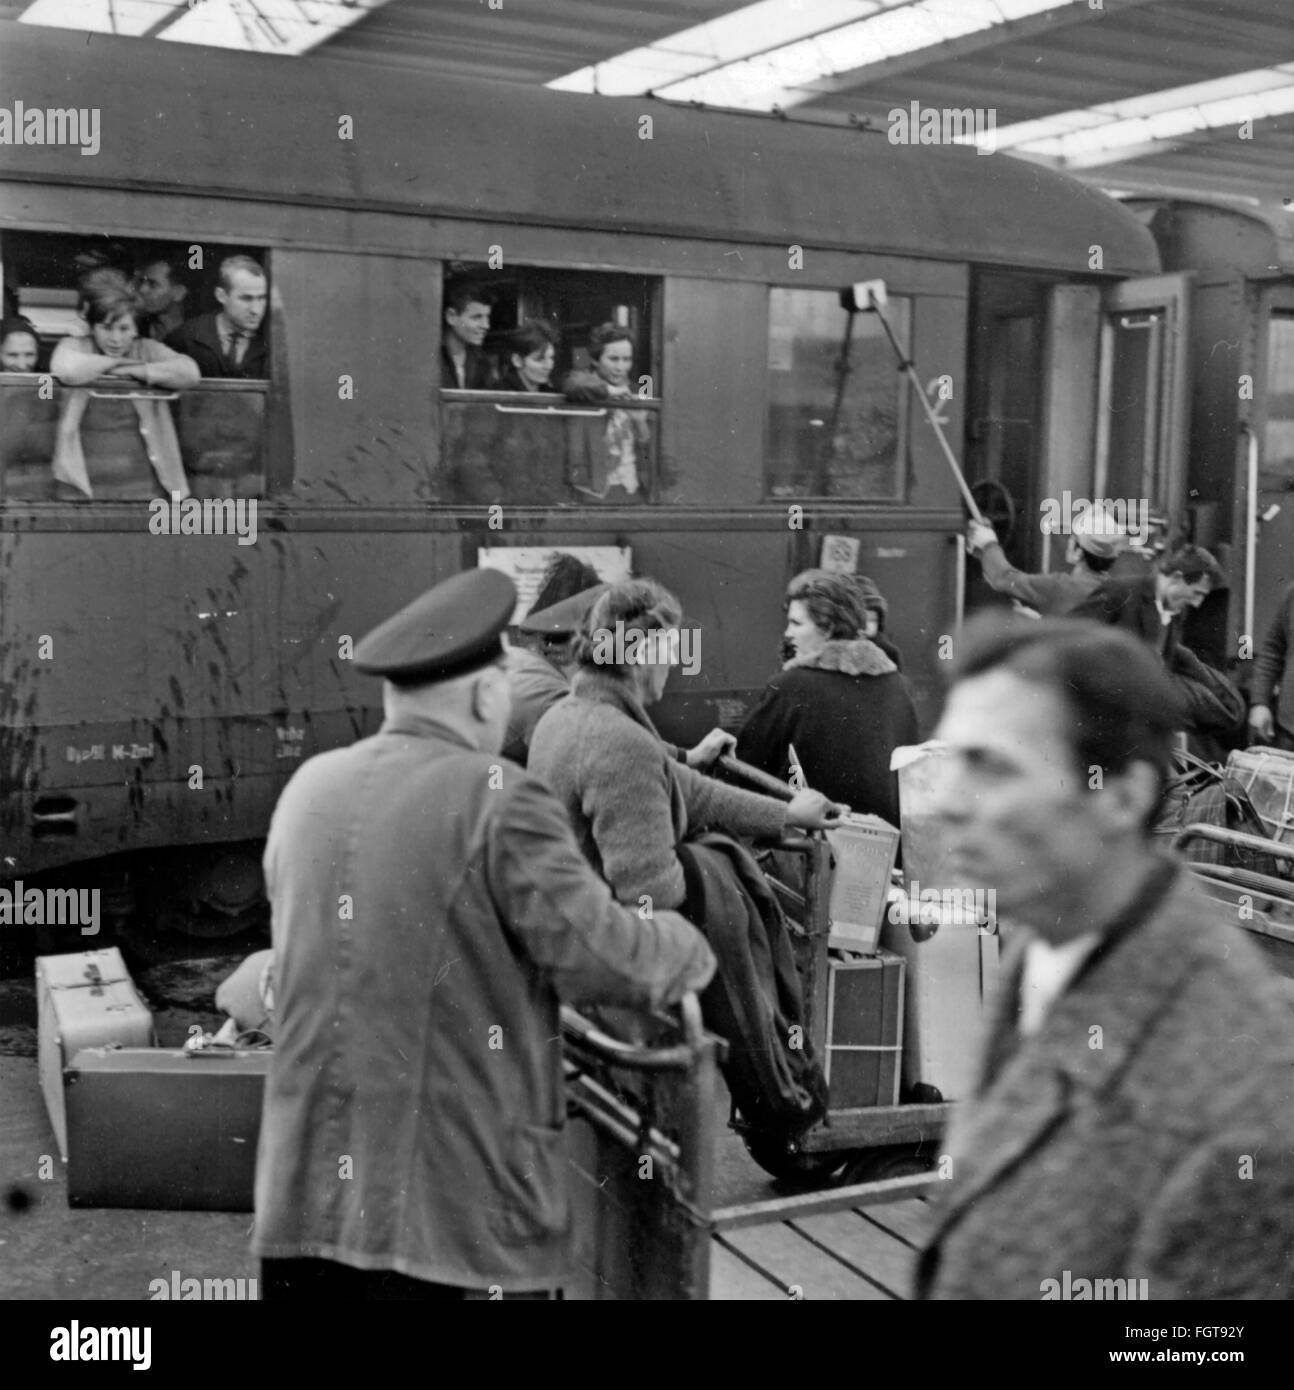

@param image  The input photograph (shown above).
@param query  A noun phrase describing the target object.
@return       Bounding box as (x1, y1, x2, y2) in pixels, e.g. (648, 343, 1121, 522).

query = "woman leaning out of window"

(50, 269, 199, 501)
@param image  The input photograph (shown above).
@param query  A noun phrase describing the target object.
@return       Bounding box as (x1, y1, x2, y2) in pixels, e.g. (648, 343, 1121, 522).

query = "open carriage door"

(1093, 274, 1191, 533)
(1242, 287, 1294, 661)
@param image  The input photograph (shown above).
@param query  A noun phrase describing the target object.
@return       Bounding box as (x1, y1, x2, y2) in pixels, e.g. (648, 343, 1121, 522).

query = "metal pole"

(871, 302, 986, 524)
(1243, 423, 1258, 653)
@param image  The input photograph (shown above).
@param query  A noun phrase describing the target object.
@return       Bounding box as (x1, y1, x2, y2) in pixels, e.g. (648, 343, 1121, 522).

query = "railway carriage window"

(437, 263, 660, 506)
(1264, 314, 1294, 485)
(0, 232, 272, 502)
(766, 288, 910, 500)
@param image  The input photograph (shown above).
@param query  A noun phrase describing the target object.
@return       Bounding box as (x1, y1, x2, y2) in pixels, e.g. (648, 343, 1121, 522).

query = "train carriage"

(0, 23, 1232, 926)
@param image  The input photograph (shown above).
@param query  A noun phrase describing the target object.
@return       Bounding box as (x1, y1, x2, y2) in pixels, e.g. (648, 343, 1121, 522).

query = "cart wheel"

(839, 1145, 936, 1186)
(742, 1132, 846, 1184)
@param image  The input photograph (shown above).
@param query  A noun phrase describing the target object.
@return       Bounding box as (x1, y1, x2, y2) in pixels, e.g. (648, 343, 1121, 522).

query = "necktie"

(229, 332, 247, 368)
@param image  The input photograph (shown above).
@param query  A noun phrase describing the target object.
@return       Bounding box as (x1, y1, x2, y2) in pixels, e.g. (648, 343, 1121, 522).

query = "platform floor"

(1, 941, 932, 1301)
(0, 946, 259, 1302)
(709, 1197, 931, 1300)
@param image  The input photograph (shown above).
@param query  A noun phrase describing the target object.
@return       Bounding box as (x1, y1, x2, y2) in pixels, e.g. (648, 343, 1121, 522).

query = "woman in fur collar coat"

(736, 570, 919, 826)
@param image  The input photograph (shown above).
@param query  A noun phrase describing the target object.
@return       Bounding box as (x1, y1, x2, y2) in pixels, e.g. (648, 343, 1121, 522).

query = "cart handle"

(1173, 822, 1294, 865)
(560, 992, 711, 1072)
(716, 752, 795, 802)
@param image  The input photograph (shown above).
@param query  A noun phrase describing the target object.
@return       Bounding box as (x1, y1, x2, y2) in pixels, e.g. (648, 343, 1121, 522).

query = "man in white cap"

(966, 506, 1126, 618)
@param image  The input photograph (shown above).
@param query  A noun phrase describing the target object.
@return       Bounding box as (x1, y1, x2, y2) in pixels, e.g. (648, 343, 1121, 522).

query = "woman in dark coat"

(737, 569, 919, 827)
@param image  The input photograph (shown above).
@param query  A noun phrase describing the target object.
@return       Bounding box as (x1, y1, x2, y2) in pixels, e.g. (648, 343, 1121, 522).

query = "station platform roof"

(3, 0, 1292, 217)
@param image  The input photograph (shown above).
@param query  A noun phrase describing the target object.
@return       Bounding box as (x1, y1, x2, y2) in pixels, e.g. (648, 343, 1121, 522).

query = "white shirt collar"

(1018, 933, 1101, 1035)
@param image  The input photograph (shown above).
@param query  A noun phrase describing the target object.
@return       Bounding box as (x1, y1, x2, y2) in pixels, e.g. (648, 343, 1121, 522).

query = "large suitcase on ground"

(65, 1047, 271, 1211)
(36, 948, 154, 1160)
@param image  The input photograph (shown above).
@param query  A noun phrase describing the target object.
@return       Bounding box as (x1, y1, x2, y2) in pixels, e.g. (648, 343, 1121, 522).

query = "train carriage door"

(1094, 274, 1191, 530)
(1243, 287, 1294, 653)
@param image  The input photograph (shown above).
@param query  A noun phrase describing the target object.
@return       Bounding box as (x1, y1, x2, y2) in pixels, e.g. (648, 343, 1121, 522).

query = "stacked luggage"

(36, 946, 270, 1210)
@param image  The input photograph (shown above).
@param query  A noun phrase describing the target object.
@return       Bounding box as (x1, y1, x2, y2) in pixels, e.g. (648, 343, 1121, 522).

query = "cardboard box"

(824, 814, 901, 952)
(65, 1047, 270, 1211)
(36, 948, 154, 1160)
(824, 949, 904, 1108)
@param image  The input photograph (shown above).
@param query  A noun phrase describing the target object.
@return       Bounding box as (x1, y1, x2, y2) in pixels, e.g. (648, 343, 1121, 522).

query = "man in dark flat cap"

(252, 568, 716, 1301)
(502, 581, 610, 766)
(504, 580, 737, 770)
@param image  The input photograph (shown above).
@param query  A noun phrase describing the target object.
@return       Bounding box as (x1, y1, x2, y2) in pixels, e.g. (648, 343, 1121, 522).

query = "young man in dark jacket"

(1071, 543, 1244, 742)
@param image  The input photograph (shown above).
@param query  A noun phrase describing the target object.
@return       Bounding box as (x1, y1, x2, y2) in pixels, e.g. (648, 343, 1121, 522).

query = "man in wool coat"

(915, 615, 1294, 1301)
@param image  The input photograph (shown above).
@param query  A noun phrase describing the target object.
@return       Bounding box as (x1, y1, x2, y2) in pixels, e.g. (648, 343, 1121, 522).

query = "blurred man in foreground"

(916, 615, 1294, 1300)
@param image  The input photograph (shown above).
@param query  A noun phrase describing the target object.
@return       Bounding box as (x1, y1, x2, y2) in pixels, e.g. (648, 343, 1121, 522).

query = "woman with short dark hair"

(737, 569, 919, 826)
(500, 319, 559, 393)
(50, 269, 198, 499)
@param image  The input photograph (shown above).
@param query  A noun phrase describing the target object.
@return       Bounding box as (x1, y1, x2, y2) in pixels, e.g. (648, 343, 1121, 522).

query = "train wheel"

(839, 1145, 936, 1186)
(143, 845, 268, 938)
(742, 1132, 847, 1184)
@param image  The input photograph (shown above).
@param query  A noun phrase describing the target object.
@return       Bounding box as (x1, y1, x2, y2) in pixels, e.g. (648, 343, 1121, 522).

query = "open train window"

(765, 288, 910, 501)
(1, 231, 272, 503)
(437, 263, 662, 506)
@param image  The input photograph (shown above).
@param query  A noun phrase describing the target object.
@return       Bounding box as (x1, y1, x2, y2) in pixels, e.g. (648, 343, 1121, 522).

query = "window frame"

(763, 283, 912, 504)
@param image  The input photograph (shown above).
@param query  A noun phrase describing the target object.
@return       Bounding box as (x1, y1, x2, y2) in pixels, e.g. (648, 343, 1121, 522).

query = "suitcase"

(881, 913, 1001, 1102)
(885, 741, 1003, 1102)
(824, 949, 904, 1108)
(36, 948, 154, 1160)
(65, 1047, 271, 1211)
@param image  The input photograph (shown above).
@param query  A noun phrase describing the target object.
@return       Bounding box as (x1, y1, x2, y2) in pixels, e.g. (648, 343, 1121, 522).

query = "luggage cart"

(1174, 823, 1294, 984)
(711, 756, 956, 1185)
(733, 828, 953, 1184)
(561, 994, 937, 1300)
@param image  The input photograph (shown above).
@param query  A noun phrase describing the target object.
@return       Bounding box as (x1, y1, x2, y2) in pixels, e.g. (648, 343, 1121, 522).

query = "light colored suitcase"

(881, 914, 1000, 1101)
(885, 742, 1002, 1101)
(36, 948, 154, 1160)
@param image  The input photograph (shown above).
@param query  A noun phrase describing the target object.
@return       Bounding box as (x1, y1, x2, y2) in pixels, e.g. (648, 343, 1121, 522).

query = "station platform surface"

(1, 944, 927, 1301)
